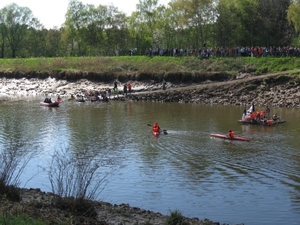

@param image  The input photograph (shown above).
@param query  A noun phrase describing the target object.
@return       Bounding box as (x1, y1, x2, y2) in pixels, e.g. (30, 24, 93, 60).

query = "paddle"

(147, 124, 168, 134)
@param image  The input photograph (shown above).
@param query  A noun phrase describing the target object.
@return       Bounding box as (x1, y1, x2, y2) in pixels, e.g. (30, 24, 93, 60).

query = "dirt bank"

(121, 72, 300, 108)
(1, 188, 241, 225)
(2, 71, 298, 108)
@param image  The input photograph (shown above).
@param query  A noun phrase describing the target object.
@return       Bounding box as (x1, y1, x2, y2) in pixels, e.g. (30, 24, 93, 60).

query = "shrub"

(165, 210, 187, 225)
(54, 196, 97, 217)
(42, 147, 116, 210)
(0, 140, 37, 201)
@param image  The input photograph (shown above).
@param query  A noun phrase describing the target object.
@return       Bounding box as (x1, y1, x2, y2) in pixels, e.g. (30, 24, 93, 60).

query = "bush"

(0, 140, 37, 201)
(54, 196, 97, 217)
(165, 210, 188, 225)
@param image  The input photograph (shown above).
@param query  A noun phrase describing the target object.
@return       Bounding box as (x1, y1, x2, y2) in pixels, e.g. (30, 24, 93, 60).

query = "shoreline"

(11, 187, 241, 225)
(1, 75, 299, 108)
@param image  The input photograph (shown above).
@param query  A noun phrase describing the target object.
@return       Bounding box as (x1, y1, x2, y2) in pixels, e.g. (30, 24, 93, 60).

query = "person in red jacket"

(153, 123, 160, 132)
(127, 83, 132, 93)
(228, 130, 235, 138)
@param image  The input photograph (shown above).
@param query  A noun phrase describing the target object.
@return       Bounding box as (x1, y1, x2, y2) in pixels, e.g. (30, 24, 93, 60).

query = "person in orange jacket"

(127, 83, 132, 93)
(153, 122, 160, 132)
(228, 130, 235, 138)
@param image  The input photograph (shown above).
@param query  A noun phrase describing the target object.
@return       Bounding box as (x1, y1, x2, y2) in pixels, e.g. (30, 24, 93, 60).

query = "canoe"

(40, 101, 59, 107)
(210, 133, 249, 142)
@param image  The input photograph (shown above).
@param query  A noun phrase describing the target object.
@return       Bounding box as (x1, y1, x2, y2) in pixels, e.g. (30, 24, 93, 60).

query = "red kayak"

(210, 133, 249, 142)
(40, 101, 59, 107)
(152, 130, 160, 137)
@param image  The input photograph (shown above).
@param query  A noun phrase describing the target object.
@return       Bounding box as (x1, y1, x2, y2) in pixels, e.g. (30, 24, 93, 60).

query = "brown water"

(0, 99, 300, 225)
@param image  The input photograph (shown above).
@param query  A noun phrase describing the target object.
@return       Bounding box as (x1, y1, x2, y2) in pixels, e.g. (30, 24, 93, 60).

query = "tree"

(64, 0, 87, 56)
(45, 28, 62, 57)
(136, 0, 160, 47)
(0, 3, 37, 58)
(258, 0, 294, 46)
(0, 15, 7, 58)
(288, 0, 300, 33)
(169, 0, 215, 48)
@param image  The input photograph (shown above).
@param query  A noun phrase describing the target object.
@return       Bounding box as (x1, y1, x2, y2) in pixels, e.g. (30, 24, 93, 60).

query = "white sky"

(0, 0, 170, 29)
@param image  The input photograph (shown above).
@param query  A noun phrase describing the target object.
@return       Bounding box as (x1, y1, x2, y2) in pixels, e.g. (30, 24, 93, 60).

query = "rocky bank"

(0, 188, 243, 225)
(0, 72, 299, 108)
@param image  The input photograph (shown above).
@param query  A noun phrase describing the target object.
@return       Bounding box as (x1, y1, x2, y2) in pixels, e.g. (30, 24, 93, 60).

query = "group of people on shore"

(113, 80, 132, 96)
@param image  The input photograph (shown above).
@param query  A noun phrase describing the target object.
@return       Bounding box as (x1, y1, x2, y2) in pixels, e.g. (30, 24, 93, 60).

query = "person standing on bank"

(265, 105, 270, 119)
(162, 79, 166, 90)
(113, 80, 118, 91)
(123, 84, 127, 96)
(127, 83, 132, 93)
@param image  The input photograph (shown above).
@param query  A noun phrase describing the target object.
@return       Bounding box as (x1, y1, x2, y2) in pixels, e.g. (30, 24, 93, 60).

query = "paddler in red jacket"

(228, 130, 235, 138)
(153, 122, 160, 132)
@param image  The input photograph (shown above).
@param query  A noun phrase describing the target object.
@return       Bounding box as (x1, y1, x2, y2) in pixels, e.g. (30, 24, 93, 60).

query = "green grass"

(0, 214, 46, 225)
(1, 56, 300, 77)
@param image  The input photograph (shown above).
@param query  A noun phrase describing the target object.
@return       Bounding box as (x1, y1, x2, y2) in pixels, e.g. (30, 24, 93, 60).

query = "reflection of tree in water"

(44, 147, 117, 200)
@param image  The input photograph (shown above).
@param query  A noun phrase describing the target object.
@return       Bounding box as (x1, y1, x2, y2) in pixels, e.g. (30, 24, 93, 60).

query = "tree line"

(1, 0, 300, 58)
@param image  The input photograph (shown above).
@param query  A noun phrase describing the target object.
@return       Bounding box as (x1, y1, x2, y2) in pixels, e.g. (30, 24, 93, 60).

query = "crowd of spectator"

(142, 46, 300, 58)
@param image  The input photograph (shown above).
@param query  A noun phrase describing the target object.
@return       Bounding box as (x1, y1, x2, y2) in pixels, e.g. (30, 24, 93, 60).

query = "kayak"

(76, 98, 85, 102)
(40, 101, 59, 107)
(152, 130, 160, 137)
(56, 98, 63, 103)
(210, 133, 249, 142)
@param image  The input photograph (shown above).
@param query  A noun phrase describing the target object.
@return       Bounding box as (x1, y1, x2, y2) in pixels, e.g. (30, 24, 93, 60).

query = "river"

(0, 98, 299, 225)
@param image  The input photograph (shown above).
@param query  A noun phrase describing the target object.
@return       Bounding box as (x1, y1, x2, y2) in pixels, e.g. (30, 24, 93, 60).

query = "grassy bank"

(1, 56, 300, 82)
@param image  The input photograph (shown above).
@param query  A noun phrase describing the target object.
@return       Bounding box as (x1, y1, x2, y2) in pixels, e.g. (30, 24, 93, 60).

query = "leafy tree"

(25, 19, 46, 57)
(288, 0, 300, 33)
(136, 0, 160, 47)
(0, 18, 7, 58)
(169, 0, 215, 48)
(45, 28, 62, 57)
(258, 0, 294, 46)
(65, 0, 87, 56)
(0, 3, 37, 58)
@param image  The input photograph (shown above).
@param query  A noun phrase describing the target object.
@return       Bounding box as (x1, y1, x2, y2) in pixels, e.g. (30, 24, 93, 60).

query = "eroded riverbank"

(1, 72, 299, 108)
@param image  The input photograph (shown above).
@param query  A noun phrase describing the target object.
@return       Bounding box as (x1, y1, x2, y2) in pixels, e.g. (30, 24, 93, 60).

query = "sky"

(0, 0, 170, 29)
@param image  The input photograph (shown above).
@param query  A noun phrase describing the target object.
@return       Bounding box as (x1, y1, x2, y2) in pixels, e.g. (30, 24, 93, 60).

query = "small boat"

(210, 133, 250, 142)
(40, 101, 59, 107)
(152, 129, 168, 136)
(68, 95, 76, 101)
(56, 98, 63, 103)
(152, 130, 160, 137)
(76, 96, 85, 102)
